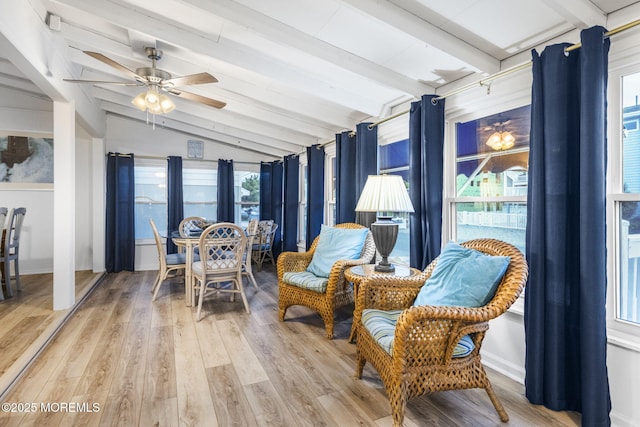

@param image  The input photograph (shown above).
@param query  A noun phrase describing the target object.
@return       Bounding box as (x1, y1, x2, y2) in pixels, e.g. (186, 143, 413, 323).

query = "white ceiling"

(2, 0, 640, 159)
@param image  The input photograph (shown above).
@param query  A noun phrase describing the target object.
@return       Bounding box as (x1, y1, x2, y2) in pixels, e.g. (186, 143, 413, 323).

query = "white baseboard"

(481, 350, 525, 384)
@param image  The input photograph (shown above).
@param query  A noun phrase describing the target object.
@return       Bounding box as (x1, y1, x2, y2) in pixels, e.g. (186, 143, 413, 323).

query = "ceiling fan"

(64, 47, 226, 113)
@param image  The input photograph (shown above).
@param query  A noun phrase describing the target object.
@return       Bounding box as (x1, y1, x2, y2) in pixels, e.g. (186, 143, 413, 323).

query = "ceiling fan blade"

(171, 89, 226, 109)
(63, 79, 141, 86)
(162, 72, 218, 88)
(83, 51, 144, 81)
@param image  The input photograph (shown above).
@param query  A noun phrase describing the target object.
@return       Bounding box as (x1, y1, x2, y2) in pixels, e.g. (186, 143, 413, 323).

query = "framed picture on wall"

(0, 135, 53, 184)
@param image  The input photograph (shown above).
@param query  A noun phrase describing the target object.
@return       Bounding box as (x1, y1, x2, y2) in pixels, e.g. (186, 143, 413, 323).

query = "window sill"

(607, 329, 640, 353)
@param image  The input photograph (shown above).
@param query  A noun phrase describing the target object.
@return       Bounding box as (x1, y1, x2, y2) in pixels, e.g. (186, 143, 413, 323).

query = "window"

(237, 170, 259, 228)
(379, 138, 410, 266)
(134, 161, 260, 241)
(299, 163, 307, 245)
(614, 71, 640, 326)
(135, 164, 167, 240)
(451, 105, 530, 254)
(326, 150, 336, 226)
(183, 167, 217, 222)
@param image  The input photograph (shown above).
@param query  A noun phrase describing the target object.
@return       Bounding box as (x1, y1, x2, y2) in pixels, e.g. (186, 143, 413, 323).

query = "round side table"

(345, 264, 421, 342)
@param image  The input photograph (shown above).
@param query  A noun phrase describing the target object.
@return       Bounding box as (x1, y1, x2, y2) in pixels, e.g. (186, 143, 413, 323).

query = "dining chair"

(242, 219, 259, 290)
(178, 216, 206, 238)
(253, 219, 277, 271)
(0, 207, 26, 298)
(193, 222, 248, 320)
(150, 218, 187, 301)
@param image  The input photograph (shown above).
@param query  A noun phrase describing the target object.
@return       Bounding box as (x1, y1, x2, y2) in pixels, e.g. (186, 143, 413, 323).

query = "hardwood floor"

(0, 266, 580, 426)
(0, 271, 102, 395)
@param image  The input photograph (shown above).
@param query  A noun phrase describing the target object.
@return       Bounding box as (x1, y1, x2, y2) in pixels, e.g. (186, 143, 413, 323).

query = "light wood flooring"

(0, 271, 102, 394)
(0, 265, 581, 426)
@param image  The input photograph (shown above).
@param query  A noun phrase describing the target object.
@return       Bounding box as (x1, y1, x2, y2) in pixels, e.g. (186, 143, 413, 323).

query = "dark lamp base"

(370, 216, 399, 274)
(374, 262, 395, 273)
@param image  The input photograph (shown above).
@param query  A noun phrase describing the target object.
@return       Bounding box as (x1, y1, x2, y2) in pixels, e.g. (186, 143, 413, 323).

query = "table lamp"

(355, 175, 414, 272)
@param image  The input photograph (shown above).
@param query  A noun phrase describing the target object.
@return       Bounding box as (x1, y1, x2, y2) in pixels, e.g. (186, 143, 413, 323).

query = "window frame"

(182, 162, 218, 223)
(445, 107, 529, 250)
(298, 157, 308, 249)
(607, 61, 640, 347)
(325, 145, 336, 227)
(134, 158, 167, 244)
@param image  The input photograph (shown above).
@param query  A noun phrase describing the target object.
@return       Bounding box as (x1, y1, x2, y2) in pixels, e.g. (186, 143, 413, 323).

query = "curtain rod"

(106, 153, 261, 165)
(337, 18, 640, 139)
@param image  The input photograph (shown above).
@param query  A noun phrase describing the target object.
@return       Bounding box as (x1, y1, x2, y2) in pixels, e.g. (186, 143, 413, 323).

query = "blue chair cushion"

(361, 308, 475, 357)
(166, 252, 187, 265)
(306, 225, 368, 278)
(413, 241, 510, 308)
(166, 252, 199, 265)
(282, 271, 329, 293)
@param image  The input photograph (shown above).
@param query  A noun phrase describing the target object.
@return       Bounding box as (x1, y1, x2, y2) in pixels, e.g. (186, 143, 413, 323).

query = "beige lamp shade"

(355, 175, 414, 213)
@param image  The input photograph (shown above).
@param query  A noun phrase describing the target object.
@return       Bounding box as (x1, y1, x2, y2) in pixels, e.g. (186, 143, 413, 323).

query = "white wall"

(74, 130, 94, 271)
(0, 88, 94, 274)
(105, 114, 275, 162)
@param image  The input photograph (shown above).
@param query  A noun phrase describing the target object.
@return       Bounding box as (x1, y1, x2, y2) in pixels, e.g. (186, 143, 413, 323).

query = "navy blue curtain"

(105, 152, 135, 272)
(283, 155, 299, 252)
(408, 94, 445, 270)
(355, 122, 378, 227)
(306, 144, 325, 249)
(259, 162, 273, 221)
(525, 26, 611, 427)
(217, 159, 234, 222)
(166, 156, 183, 254)
(336, 131, 357, 223)
(260, 161, 283, 255)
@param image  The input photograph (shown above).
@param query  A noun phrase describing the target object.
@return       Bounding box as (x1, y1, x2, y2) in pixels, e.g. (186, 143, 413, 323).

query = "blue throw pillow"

(413, 241, 510, 308)
(306, 225, 369, 278)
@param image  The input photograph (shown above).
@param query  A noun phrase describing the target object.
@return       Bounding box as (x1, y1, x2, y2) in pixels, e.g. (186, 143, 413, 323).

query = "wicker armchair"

(354, 238, 528, 427)
(277, 223, 376, 339)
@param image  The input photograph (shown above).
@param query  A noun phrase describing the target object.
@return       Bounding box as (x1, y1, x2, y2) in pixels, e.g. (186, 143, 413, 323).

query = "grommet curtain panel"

(282, 154, 299, 252)
(260, 161, 283, 256)
(525, 26, 611, 427)
(336, 130, 357, 224)
(306, 144, 325, 250)
(166, 156, 183, 254)
(217, 159, 234, 222)
(355, 122, 378, 228)
(408, 94, 445, 270)
(105, 152, 135, 273)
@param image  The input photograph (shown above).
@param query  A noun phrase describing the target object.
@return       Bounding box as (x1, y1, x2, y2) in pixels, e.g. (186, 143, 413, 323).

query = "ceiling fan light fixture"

(159, 94, 176, 113)
(131, 88, 176, 115)
(486, 131, 515, 151)
(145, 86, 160, 105)
(147, 102, 164, 115)
(131, 92, 148, 111)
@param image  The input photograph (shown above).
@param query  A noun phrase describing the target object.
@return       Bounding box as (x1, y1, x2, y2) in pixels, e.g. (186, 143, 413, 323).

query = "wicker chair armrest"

(391, 308, 490, 366)
(325, 257, 375, 294)
(276, 250, 314, 279)
(358, 275, 426, 311)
